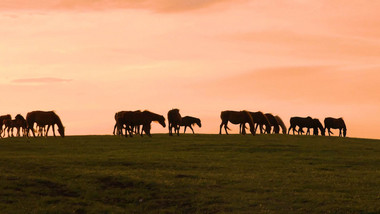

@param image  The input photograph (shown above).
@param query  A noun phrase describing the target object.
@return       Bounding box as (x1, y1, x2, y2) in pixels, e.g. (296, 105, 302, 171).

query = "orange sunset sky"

(1, 0, 379, 138)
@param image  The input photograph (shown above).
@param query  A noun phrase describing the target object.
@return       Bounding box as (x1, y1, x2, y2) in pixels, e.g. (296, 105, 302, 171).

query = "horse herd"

(0, 109, 346, 138)
(0, 111, 65, 138)
(113, 109, 347, 138)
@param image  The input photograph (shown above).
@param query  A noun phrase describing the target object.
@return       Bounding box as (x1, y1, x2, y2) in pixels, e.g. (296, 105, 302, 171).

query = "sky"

(1, 0, 379, 139)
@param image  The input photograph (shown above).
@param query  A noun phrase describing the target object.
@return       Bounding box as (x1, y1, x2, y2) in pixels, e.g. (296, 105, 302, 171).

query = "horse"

(274, 115, 287, 134)
(219, 110, 255, 135)
(324, 117, 347, 137)
(180, 116, 201, 134)
(2, 118, 16, 137)
(139, 110, 166, 137)
(0, 114, 11, 137)
(168, 109, 182, 136)
(117, 110, 165, 137)
(306, 119, 325, 136)
(248, 111, 271, 134)
(13, 114, 27, 137)
(288, 117, 315, 135)
(113, 111, 143, 136)
(264, 113, 280, 134)
(26, 111, 65, 137)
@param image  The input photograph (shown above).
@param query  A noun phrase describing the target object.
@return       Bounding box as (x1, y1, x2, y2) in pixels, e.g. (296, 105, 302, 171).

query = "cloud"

(12, 77, 72, 84)
(0, 0, 245, 12)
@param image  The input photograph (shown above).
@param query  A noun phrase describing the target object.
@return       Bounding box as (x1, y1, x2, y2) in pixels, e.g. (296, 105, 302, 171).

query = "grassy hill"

(0, 134, 379, 214)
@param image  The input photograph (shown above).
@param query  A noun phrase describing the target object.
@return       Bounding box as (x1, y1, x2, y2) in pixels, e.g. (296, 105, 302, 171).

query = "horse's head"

(159, 116, 166, 128)
(265, 125, 272, 134)
(196, 120, 202, 128)
(343, 128, 347, 137)
(58, 126, 65, 138)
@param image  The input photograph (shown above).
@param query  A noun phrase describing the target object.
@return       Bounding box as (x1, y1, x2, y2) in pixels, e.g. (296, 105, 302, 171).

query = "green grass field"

(0, 134, 379, 214)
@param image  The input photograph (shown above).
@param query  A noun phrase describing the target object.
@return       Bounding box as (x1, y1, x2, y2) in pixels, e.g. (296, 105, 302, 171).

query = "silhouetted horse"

(306, 119, 325, 136)
(0, 114, 11, 137)
(274, 115, 287, 134)
(26, 111, 65, 137)
(248, 111, 271, 134)
(324, 117, 347, 137)
(117, 110, 165, 137)
(140, 110, 166, 137)
(265, 113, 280, 134)
(13, 114, 27, 137)
(2, 118, 15, 137)
(288, 117, 315, 135)
(168, 109, 182, 136)
(180, 116, 201, 134)
(220, 110, 255, 135)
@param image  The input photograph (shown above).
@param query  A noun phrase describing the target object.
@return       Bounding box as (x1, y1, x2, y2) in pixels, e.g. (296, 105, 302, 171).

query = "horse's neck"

(55, 116, 64, 129)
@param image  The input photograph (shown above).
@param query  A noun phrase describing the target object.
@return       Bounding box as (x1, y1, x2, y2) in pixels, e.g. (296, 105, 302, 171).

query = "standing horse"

(0, 114, 11, 137)
(274, 115, 287, 134)
(168, 109, 182, 136)
(2, 118, 16, 137)
(288, 117, 314, 135)
(324, 117, 347, 137)
(220, 110, 255, 135)
(180, 116, 201, 134)
(14, 114, 27, 137)
(26, 111, 65, 137)
(265, 113, 280, 134)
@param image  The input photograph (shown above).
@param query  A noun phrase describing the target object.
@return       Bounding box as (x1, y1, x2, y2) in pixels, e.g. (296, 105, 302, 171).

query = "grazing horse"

(140, 110, 166, 137)
(249, 111, 271, 134)
(274, 115, 287, 134)
(264, 113, 280, 134)
(288, 117, 315, 135)
(117, 110, 165, 137)
(180, 116, 201, 134)
(220, 110, 255, 135)
(324, 117, 347, 137)
(307, 119, 325, 136)
(0, 114, 11, 137)
(168, 109, 182, 136)
(26, 111, 65, 138)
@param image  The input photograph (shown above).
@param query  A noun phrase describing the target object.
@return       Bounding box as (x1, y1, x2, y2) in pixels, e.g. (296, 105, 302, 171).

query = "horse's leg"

(241, 123, 246, 135)
(190, 126, 194, 134)
(339, 128, 342, 137)
(184, 126, 187, 134)
(52, 125, 56, 137)
(306, 128, 310, 135)
(176, 125, 180, 136)
(224, 122, 229, 135)
(219, 122, 224, 134)
(45, 125, 51, 137)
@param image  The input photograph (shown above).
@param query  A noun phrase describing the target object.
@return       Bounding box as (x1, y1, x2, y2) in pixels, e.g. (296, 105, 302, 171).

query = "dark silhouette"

(168, 109, 182, 136)
(288, 117, 314, 135)
(219, 110, 255, 135)
(308, 119, 325, 136)
(2, 118, 15, 137)
(180, 116, 201, 134)
(274, 115, 287, 134)
(249, 111, 271, 134)
(116, 110, 165, 137)
(26, 111, 65, 138)
(0, 114, 11, 137)
(324, 117, 347, 137)
(14, 114, 27, 137)
(265, 113, 280, 134)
